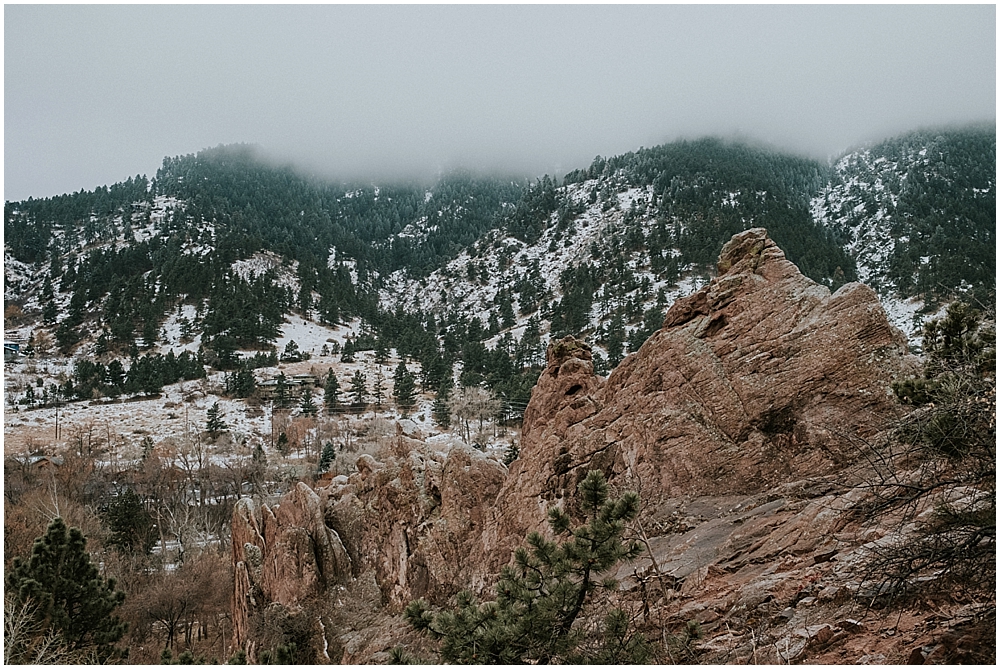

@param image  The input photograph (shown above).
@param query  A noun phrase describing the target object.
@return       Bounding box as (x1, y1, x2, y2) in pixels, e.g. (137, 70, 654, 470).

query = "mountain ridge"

(4, 125, 993, 394)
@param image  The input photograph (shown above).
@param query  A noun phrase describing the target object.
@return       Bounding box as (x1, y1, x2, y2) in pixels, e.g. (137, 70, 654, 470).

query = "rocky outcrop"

(482, 227, 910, 571)
(304, 433, 508, 611)
(231, 228, 942, 663)
(231, 482, 353, 658)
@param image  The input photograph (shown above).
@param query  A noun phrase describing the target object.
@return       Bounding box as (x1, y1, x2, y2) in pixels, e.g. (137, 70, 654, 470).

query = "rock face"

(232, 228, 936, 663)
(321, 435, 507, 609)
(482, 227, 910, 570)
(231, 482, 353, 659)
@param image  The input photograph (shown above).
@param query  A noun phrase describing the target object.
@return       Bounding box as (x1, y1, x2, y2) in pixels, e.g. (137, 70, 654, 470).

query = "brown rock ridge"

(231, 433, 509, 660)
(320, 434, 507, 609)
(231, 228, 942, 662)
(482, 227, 910, 571)
(231, 481, 353, 660)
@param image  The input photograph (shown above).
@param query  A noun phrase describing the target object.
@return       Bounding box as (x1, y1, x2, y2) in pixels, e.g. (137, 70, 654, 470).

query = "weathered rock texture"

(231, 481, 352, 659)
(319, 434, 507, 609)
(481, 228, 910, 569)
(232, 228, 970, 664)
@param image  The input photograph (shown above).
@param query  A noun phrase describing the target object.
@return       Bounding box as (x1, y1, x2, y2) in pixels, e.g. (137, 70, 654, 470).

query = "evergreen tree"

(104, 360, 125, 396)
(206, 401, 228, 437)
(281, 339, 302, 363)
(276, 432, 290, 456)
(372, 369, 386, 408)
(323, 368, 341, 412)
(55, 319, 80, 355)
(432, 386, 452, 428)
(274, 372, 290, 409)
(421, 351, 453, 392)
(6, 518, 127, 661)
(503, 441, 520, 466)
(606, 313, 626, 367)
(318, 442, 336, 473)
(105, 488, 156, 555)
(499, 291, 516, 329)
(299, 388, 318, 416)
(41, 276, 58, 325)
(375, 338, 390, 364)
(209, 335, 240, 370)
(340, 338, 356, 363)
(349, 370, 367, 408)
(518, 316, 544, 368)
(225, 366, 256, 398)
(404, 471, 651, 663)
(393, 361, 418, 417)
(94, 331, 110, 356)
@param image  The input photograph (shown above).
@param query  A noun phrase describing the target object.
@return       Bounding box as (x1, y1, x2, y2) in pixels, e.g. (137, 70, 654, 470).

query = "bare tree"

(447, 386, 501, 445)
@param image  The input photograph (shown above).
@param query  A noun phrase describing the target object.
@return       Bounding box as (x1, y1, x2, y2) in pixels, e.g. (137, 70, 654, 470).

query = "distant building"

(4, 342, 20, 362)
(29, 454, 64, 472)
(257, 373, 322, 400)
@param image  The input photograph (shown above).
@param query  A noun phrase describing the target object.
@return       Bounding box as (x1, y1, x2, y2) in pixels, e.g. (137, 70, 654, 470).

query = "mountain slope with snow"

(4, 127, 993, 364)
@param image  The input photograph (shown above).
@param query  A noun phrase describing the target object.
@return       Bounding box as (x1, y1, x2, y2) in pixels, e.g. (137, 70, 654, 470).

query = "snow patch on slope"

(380, 180, 703, 352)
(232, 251, 299, 293)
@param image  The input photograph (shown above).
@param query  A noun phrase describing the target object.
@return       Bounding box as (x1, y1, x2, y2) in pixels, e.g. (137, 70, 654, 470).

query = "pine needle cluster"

(5, 518, 127, 662)
(403, 470, 653, 663)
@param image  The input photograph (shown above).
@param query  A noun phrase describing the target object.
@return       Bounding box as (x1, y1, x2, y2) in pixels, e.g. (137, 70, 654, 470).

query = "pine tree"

(518, 316, 544, 368)
(226, 366, 256, 398)
(503, 441, 520, 466)
(282, 339, 302, 363)
(41, 276, 58, 325)
(206, 401, 228, 437)
(375, 338, 390, 365)
(432, 386, 452, 429)
(499, 291, 516, 329)
(404, 471, 651, 664)
(393, 361, 418, 417)
(299, 388, 317, 416)
(349, 370, 367, 408)
(372, 369, 386, 408)
(55, 319, 80, 355)
(606, 313, 626, 367)
(6, 518, 127, 661)
(274, 372, 289, 409)
(105, 488, 156, 555)
(323, 368, 341, 412)
(318, 442, 336, 473)
(276, 432, 290, 456)
(340, 338, 356, 363)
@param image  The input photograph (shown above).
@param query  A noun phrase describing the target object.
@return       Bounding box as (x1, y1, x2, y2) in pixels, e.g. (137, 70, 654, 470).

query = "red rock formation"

(231, 482, 352, 659)
(232, 228, 947, 663)
(321, 436, 507, 609)
(483, 227, 910, 571)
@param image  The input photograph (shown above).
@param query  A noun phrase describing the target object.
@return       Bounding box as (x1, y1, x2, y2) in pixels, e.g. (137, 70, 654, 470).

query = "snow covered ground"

(379, 180, 708, 359)
(2, 315, 506, 463)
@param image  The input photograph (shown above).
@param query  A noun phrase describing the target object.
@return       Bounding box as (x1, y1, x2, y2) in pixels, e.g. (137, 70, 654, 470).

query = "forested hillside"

(563, 138, 851, 280)
(5, 126, 994, 392)
(4, 125, 994, 664)
(812, 125, 995, 306)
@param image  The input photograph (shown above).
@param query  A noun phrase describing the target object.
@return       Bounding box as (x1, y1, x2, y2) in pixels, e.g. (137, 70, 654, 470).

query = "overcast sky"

(4, 3, 995, 202)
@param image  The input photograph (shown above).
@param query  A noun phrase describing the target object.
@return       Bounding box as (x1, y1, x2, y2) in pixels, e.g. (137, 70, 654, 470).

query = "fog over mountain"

(4, 4, 995, 201)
